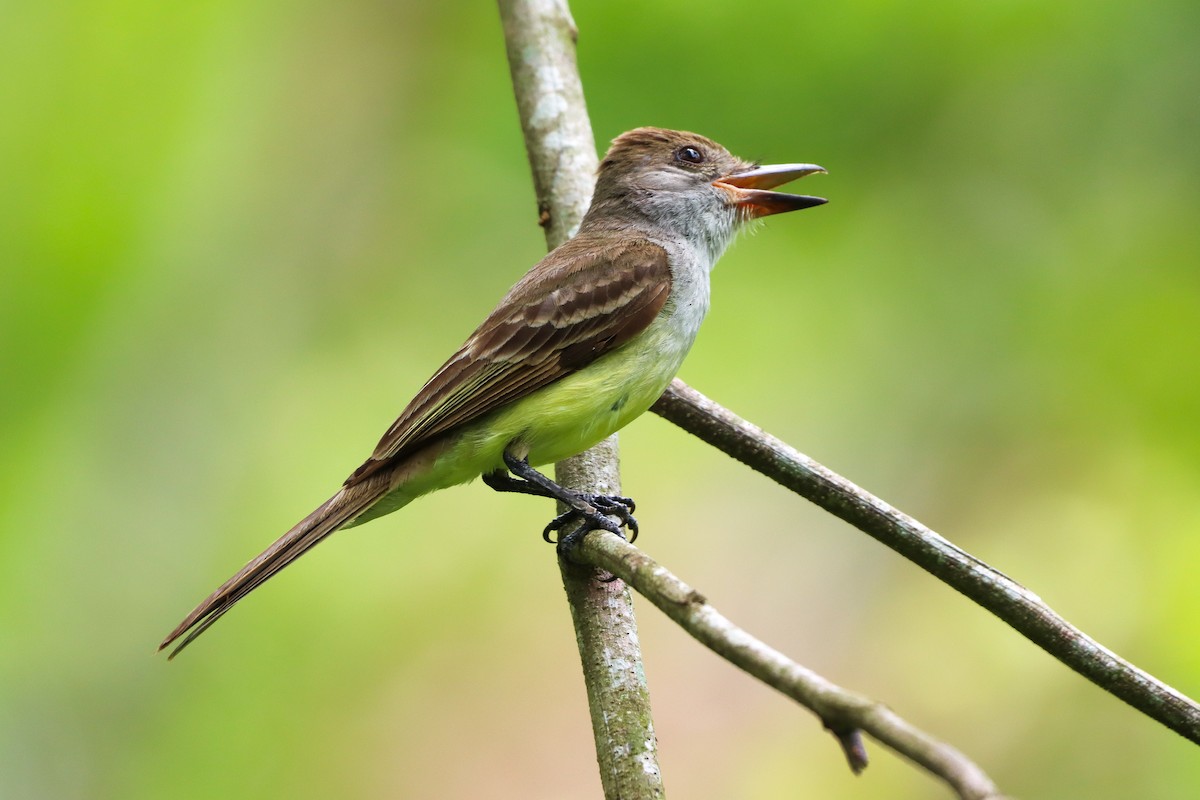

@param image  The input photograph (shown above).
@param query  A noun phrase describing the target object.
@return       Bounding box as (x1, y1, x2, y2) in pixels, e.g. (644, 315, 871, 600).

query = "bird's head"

(584, 127, 825, 259)
(591, 127, 825, 222)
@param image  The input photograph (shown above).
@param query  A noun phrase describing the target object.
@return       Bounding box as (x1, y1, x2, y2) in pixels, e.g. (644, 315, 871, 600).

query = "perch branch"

(578, 530, 1006, 800)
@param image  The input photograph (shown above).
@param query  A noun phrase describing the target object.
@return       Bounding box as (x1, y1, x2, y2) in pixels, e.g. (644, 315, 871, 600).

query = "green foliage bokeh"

(1, 1, 1198, 797)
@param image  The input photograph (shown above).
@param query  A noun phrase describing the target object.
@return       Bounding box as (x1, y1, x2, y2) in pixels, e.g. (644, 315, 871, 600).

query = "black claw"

(542, 493, 637, 552)
(587, 495, 638, 543)
(625, 515, 639, 544)
(542, 510, 575, 543)
(591, 494, 635, 514)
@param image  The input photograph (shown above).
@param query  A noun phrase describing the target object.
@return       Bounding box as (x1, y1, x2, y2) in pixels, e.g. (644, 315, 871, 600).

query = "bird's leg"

(481, 469, 554, 498)
(496, 452, 639, 551)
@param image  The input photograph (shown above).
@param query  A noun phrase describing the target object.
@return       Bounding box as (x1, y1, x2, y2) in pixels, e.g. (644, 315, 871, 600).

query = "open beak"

(713, 163, 827, 218)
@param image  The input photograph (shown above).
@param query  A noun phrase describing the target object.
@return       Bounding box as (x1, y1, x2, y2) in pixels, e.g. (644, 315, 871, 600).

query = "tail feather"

(160, 475, 393, 658)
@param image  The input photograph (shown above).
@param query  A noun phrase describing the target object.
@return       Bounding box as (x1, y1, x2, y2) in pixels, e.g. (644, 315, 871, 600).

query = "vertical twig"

(497, 0, 597, 249)
(496, 1, 665, 796)
(558, 444, 664, 797)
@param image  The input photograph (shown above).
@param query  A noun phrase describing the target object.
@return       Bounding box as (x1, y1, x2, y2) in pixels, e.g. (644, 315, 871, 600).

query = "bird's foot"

(543, 493, 639, 554)
(494, 453, 639, 555)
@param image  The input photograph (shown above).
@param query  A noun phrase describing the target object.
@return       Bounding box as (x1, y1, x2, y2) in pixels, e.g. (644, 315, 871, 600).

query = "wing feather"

(349, 236, 671, 483)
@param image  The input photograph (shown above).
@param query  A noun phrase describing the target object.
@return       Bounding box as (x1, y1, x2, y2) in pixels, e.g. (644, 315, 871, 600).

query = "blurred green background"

(2, 0, 1198, 797)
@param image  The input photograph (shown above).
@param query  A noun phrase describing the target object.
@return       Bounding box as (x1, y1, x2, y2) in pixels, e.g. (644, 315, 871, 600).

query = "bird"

(160, 127, 826, 657)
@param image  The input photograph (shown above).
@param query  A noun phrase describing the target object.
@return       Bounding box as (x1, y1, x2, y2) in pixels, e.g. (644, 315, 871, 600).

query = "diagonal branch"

(577, 530, 1007, 800)
(651, 377, 1200, 744)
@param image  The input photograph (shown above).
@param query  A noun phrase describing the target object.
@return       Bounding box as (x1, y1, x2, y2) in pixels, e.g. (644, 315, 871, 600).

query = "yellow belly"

(452, 318, 688, 472)
(345, 313, 696, 528)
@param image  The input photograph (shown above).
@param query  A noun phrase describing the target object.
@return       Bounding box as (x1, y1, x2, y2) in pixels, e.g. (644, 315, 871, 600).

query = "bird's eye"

(675, 146, 705, 164)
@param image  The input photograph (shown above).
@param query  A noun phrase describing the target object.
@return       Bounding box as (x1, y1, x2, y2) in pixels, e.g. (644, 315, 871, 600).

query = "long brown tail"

(159, 473, 394, 658)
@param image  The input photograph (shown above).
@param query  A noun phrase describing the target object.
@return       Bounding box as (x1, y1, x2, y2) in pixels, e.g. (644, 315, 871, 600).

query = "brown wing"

(348, 235, 672, 482)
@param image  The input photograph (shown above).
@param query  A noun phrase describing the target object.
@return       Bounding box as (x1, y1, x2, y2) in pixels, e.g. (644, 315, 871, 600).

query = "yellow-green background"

(2, 0, 1197, 797)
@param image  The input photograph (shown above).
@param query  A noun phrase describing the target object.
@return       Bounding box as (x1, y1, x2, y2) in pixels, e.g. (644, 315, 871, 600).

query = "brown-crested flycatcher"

(161, 127, 826, 657)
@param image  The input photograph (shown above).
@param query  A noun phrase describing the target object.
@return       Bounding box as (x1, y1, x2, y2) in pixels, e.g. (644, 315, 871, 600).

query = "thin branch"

(651, 378, 1200, 744)
(577, 530, 1007, 800)
(497, 1, 665, 797)
(497, 0, 596, 250)
(557, 442, 665, 798)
